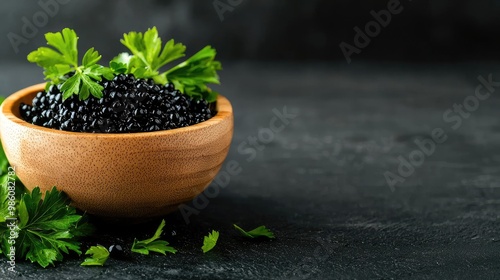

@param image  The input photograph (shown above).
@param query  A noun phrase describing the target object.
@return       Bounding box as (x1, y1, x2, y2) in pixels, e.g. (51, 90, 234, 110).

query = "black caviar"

(19, 74, 215, 133)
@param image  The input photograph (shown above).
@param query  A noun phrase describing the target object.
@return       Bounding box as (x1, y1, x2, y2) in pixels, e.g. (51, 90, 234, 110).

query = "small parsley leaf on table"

(131, 219, 177, 255)
(81, 245, 109, 266)
(202, 230, 219, 253)
(233, 224, 276, 239)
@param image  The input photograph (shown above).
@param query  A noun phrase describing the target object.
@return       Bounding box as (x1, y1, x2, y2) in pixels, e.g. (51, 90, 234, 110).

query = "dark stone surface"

(2, 62, 500, 279)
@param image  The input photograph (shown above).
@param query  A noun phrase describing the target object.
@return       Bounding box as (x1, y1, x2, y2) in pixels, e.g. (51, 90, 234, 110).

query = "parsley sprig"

(116, 27, 186, 79)
(201, 230, 219, 253)
(27, 28, 113, 100)
(81, 245, 110, 266)
(161, 46, 221, 102)
(233, 224, 275, 239)
(114, 27, 221, 102)
(131, 219, 177, 255)
(0, 186, 93, 268)
(28, 27, 222, 102)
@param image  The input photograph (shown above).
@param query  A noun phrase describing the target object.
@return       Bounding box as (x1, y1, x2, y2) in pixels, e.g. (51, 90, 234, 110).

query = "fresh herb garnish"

(0, 171, 14, 257)
(27, 27, 221, 102)
(131, 219, 176, 255)
(0, 97, 11, 186)
(0, 144, 8, 185)
(0, 186, 92, 268)
(117, 27, 186, 79)
(0, 121, 26, 238)
(81, 245, 109, 266)
(116, 27, 221, 102)
(201, 230, 219, 253)
(0, 179, 10, 229)
(27, 28, 114, 100)
(17, 187, 87, 267)
(161, 46, 221, 102)
(233, 224, 275, 239)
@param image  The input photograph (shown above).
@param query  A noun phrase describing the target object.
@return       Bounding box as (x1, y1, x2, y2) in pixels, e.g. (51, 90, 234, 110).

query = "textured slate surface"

(1, 62, 500, 279)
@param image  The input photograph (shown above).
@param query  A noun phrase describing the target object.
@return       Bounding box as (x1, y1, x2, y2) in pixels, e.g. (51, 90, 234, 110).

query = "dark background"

(2, 0, 500, 95)
(3, 1, 500, 279)
(2, 0, 500, 64)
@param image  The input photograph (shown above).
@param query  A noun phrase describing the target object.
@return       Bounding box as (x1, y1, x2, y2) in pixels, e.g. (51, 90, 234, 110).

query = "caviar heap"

(19, 74, 215, 133)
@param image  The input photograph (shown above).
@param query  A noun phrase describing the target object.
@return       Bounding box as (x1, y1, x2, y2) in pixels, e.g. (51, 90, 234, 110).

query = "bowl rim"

(1, 83, 232, 138)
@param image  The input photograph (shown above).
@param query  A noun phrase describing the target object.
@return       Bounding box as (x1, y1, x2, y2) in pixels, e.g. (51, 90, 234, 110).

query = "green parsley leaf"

(233, 224, 276, 239)
(120, 27, 186, 78)
(0, 115, 27, 226)
(82, 48, 101, 67)
(201, 230, 219, 253)
(81, 245, 109, 266)
(0, 174, 13, 226)
(8, 187, 89, 268)
(28, 28, 78, 67)
(118, 27, 221, 102)
(162, 46, 221, 102)
(109, 53, 131, 74)
(71, 216, 95, 238)
(27, 28, 113, 100)
(131, 219, 176, 255)
(0, 158, 8, 189)
(0, 97, 9, 179)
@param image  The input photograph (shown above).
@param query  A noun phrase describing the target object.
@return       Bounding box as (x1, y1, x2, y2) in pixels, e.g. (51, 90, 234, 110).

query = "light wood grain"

(0, 83, 234, 218)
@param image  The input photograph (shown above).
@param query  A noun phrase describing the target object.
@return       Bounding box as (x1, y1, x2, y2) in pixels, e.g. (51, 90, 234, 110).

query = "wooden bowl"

(0, 83, 233, 218)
